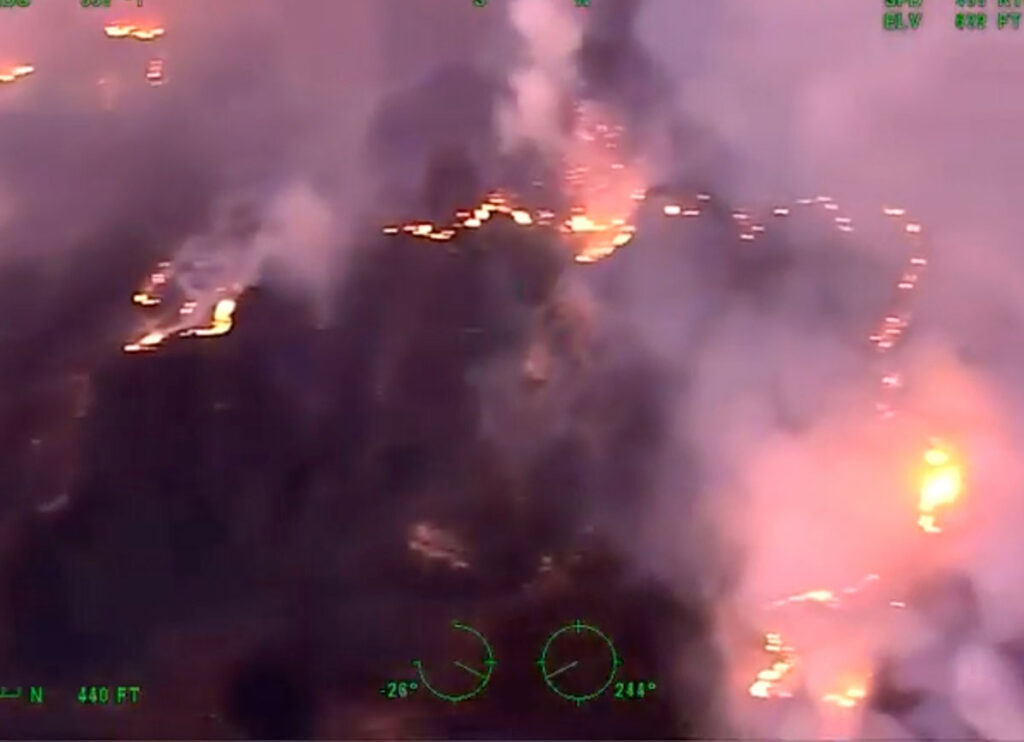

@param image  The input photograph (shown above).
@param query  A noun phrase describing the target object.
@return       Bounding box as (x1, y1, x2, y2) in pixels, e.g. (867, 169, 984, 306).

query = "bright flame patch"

(917, 440, 963, 533)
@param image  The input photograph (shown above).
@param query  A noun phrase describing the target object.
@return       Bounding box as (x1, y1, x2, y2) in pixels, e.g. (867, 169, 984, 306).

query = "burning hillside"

(2, 1, 1024, 740)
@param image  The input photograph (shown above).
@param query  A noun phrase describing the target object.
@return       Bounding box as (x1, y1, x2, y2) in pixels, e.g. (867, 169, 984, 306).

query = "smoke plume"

(498, 0, 583, 155)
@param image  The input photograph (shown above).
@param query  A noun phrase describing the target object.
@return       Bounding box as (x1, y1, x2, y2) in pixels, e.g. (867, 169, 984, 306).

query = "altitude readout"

(954, 0, 1022, 28)
(78, 686, 142, 704)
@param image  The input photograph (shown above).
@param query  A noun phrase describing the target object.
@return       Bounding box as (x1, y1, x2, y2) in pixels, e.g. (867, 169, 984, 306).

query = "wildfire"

(131, 261, 171, 307)
(123, 330, 166, 353)
(746, 441, 964, 715)
(104, 23, 166, 41)
(867, 204, 929, 419)
(771, 589, 837, 607)
(382, 104, 647, 260)
(131, 292, 160, 307)
(752, 643, 871, 713)
(371, 103, 940, 738)
(380, 186, 643, 265)
(124, 260, 241, 353)
(0, 64, 35, 84)
(822, 680, 870, 709)
(917, 440, 963, 534)
(382, 192, 535, 243)
(380, 108, 925, 273)
(561, 103, 645, 262)
(748, 632, 798, 699)
(183, 298, 236, 338)
(113, 90, 948, 733)
(378, 188, 861, 268)
(124, 292, 239, 352)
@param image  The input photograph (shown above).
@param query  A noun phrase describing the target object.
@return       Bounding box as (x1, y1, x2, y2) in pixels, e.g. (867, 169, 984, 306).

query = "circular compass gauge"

(537, 619, 621, 704)
(412, 620, 496, 703)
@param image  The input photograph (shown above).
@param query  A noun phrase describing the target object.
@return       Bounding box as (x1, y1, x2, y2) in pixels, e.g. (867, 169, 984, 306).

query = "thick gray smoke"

(498, 0, 582, 155)
(619, 3, 1024, 740)
(500, 0, 1024, 738)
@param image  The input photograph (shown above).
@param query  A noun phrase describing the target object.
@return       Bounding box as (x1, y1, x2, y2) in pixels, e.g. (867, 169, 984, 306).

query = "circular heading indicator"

(413, 620, 496, 704)
(537, 619, 621, 704)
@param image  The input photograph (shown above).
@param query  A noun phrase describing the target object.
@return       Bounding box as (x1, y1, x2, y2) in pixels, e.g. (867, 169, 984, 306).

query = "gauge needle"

(547, 660, 579, 680)
(454, 661, 485, 679)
